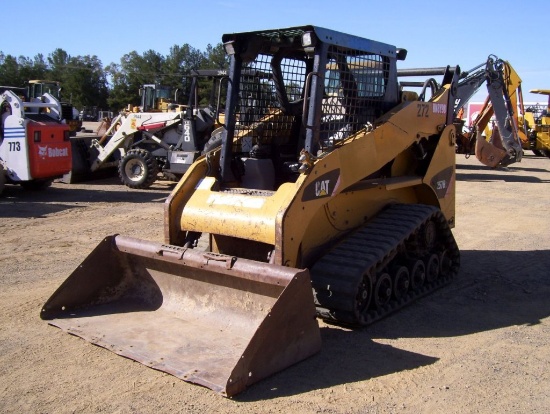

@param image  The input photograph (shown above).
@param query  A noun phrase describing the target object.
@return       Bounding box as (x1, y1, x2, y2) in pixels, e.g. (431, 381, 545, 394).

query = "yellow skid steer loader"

(43, 25, 469, 396)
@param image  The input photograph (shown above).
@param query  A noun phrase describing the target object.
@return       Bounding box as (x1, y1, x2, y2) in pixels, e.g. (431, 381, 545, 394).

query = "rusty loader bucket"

(41, 235, 321, 397)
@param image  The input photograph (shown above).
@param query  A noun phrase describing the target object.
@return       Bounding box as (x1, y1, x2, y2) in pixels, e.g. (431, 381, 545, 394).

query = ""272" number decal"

(417, 103, 429, 117)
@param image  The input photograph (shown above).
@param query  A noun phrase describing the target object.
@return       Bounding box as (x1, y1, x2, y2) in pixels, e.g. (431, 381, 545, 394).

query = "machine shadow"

(456, 172, 550, 183)
(0, 179, 173, 218)
(456, 159, 550, 183)
(367, 249, 550, 339)
(456, 161, 550, 174)
(238, 249, 550, 400)
(0, 201, 86, 218)
(237, 329, 438, 401)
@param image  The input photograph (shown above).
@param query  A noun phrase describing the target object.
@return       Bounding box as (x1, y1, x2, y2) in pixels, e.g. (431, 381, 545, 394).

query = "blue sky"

(3, 0, 549, 103)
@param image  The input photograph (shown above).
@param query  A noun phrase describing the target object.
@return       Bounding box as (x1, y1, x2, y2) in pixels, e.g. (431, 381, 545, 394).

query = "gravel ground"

(0, 146, 549, 413)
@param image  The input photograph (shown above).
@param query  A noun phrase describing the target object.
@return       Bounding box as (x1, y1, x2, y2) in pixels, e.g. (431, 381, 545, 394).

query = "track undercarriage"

(312, 204, 460, 326)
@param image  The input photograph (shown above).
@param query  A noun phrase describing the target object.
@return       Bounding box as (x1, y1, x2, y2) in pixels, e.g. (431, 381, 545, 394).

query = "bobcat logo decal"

(38, 145, 48, 159)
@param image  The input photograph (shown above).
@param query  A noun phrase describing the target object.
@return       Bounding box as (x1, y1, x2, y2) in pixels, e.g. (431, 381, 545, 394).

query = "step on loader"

(43, 25, 468, 396)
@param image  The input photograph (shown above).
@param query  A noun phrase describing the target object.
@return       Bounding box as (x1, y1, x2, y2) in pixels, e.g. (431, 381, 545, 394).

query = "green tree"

(107, 49, 166, 111)
(0, 53, 22, 86)
(61, 55, 109, 109)
(29, 54, 48, 80)
(163, 44, 209, 104)
(203, 43, 229, 70)
(105, 61, 133, 111)
(13, 54, 49, 86)
(196, 43, 229, 107)
(1, 42, 230, 113)
(47, 48, 70, 82)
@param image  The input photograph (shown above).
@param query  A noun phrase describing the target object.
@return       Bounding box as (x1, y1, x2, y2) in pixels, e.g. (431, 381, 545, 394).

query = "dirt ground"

(1, 141, 549, 413)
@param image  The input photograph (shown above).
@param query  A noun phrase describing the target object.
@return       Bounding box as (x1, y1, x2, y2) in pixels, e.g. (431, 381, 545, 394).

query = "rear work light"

(34, 131, 41, 142)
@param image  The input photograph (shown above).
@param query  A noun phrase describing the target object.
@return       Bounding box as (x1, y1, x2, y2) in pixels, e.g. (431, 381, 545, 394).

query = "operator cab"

(217, 25, 403, 190)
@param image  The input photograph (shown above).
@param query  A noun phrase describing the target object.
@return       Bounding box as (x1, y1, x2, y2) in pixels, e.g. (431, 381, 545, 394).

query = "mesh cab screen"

(234, 54, 307, 154)
(232, 40, 389, 155)
(320, 48, 388, 151)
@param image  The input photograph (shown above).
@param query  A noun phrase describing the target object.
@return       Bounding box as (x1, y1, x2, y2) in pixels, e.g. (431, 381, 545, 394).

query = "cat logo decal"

(302, 169, 340, 202)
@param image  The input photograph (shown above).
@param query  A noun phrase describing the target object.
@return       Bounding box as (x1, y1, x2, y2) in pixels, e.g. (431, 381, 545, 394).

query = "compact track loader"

(43, 26, 464, 396)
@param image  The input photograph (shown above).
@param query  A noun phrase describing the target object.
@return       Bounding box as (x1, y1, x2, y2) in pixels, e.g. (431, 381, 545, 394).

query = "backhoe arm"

(472, 58, 523, 167)
(455, 56, 524, 167)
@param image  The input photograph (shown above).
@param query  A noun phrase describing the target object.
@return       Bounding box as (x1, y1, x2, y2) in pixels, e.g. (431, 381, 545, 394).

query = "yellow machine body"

(166, 98, 457, 269)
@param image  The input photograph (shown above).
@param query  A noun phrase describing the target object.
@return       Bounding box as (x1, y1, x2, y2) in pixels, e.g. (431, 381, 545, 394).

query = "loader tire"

(118, 149, 159, 189)
(532, 149, 543, 156)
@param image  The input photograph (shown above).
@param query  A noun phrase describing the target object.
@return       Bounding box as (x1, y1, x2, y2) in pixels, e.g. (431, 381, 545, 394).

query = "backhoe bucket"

(475, 135, 507, 168)
(41, 235, 321, 397)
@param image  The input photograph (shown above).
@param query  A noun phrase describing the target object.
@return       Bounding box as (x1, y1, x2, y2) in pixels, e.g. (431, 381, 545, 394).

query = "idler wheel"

(439, 249, 453, 276)
(355, 272, 373, 315)
(421, 220, 437, 252)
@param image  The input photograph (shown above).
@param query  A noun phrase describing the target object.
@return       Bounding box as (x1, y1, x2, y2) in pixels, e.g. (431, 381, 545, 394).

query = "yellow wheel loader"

(42, 26, 464, 396)
(521, 89, 550, 157)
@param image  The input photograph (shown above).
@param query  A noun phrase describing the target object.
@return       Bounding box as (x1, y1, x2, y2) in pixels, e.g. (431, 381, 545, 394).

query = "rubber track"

(311, 203, 460, 327)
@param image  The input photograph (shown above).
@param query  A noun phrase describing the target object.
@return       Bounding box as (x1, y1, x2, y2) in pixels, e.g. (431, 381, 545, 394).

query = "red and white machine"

(0, 88, 72, 194)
